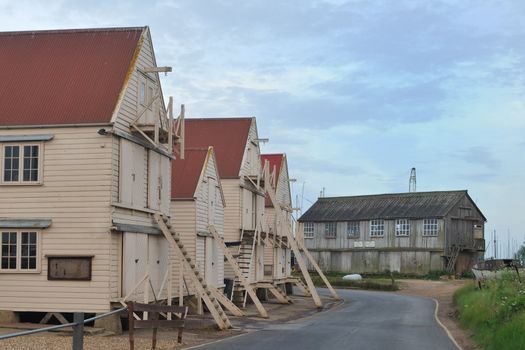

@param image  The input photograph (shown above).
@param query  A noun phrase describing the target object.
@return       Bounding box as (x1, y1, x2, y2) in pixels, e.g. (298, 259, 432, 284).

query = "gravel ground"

(0, 328, 245, 350)
(0, 294, 328, 350)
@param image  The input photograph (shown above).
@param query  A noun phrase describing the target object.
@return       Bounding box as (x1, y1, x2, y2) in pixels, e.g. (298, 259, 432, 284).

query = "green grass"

(297, 272, 400, 291)
(454, 271, 525, 350)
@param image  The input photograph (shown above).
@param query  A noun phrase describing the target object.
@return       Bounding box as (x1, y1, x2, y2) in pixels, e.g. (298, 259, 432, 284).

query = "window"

(324, 222, 337, 238)
(370, 219, 384, 237)
(2, 144, 40, 184)
(347, 221, 360, 238)
(423, 219, 439, 236)
(1, 231, 38, 272)
(304, 222, 314, 239)
(395, 219, 410, 236)
(139, 81, 146, 105)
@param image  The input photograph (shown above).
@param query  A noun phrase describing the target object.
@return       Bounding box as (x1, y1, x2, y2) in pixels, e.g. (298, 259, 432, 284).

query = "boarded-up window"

(48, 256, 92, 281)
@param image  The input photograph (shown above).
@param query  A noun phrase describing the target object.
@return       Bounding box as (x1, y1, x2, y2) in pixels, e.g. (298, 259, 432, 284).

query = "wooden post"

(209, 225, 268, 318)
(168, 259, 173, 320)
(127, 302, 135, 350)
(72, 312, 84, 350)
(179, 257, 184, 307)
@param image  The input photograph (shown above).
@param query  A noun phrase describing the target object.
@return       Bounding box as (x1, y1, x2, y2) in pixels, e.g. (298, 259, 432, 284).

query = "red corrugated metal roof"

(0, 27, 144, 126)
(261, 153, 284, 207)
(185, 118, 253, 178)
(171, 148, 209, 199)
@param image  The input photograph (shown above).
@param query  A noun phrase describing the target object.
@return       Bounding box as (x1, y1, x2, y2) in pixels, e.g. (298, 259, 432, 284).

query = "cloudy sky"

(1, 0, 524, 256)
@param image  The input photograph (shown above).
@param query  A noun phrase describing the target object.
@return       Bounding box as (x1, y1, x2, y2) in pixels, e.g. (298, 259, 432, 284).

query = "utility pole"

(409, 168, 416, 192)
(494, 229, 497, 259)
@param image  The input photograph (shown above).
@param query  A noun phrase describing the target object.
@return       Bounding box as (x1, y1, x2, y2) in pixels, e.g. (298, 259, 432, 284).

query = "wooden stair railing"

(262, 163, 342, 307)
(209, 225, 269, 318)
(154, 213, 231, 330)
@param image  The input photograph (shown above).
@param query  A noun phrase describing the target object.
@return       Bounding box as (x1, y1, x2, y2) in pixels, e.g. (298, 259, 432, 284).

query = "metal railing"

(0, 306, 127, 350)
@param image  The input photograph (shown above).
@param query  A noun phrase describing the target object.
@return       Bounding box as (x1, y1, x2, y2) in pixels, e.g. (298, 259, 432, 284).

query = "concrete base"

(0, 310, 19, 323)
(94, 312, 122, 335)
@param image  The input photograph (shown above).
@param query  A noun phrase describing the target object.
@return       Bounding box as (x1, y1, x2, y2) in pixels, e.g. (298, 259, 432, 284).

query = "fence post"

(72, 312, 84, 350)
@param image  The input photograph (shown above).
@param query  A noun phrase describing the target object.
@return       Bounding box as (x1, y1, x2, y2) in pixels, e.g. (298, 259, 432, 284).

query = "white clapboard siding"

(170, 200, 196, 296)
(221, 179, 241, 243)
(113, 28, 164, 135)
(239, 119, 260, 178)
(0, 127, 113, 313)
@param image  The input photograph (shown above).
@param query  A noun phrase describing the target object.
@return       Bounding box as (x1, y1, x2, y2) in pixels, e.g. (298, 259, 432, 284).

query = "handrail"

(0, 306, 127, 349)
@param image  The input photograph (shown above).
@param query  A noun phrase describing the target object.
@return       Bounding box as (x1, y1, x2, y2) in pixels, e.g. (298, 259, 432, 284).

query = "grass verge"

(453, 271, 525, 350)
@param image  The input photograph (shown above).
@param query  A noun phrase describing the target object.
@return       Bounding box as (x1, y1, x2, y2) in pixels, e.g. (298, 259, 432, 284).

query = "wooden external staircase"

(154, 213, 232, 330)
(209, 225, 269, 318)
(446, 245, 461, 273)
(262, 163, 342, 308)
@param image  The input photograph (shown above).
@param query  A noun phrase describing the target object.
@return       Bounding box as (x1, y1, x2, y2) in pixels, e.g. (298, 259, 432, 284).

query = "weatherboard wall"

(0, 126, 113, 313)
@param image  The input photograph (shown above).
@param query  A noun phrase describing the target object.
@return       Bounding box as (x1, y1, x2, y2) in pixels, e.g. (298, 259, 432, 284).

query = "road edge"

(432, 298, 462, 350)
(182, 296, 345, 349)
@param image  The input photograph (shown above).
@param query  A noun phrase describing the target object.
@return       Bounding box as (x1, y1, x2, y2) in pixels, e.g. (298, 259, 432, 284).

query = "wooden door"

(148, 235, 168, 300)
(120, 139, 147, 208)
(285, 248, 292, 277)
(255, 244, 265, 281)
(242, 189, 253, 230)
(148, 151, 161, 211)
(122, 233, 148, 300)
(208, 179, 215, 225)
(205, 237, 218, 286)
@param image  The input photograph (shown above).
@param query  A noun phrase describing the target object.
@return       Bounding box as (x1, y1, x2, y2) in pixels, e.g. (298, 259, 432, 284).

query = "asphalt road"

(193, 289, 459, 350)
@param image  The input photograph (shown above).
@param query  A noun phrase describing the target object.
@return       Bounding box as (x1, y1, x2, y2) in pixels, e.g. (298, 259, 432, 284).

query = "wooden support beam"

(210, 287, 245, 317)
(263, 166, 323, 308)
(155, 214, 231, 330)
(209, 225, 269, 318)
(295, 237, 341, 300)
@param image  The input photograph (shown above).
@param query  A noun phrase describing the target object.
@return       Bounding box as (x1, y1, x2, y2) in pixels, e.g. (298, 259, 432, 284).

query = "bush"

(454, 271, 525, 350)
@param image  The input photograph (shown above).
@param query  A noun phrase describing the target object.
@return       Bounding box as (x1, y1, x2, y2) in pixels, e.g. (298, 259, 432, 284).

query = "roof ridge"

(0, 27, 146, 37)
(320, 190, 467, 200)
(186, 117, 254, 121)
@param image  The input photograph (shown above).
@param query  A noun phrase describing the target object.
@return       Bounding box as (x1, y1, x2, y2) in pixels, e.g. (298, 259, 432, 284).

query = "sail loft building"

(0, 27, 177, 326)
(298, 190, 486, 275)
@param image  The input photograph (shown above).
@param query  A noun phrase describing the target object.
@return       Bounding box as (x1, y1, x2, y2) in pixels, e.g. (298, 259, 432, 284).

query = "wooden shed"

(299, 190, 486, 275)
(170, 147, 225, 298)
(260, 154, 293, 284)
(0, 27, 177, 325)
(183, 118, 272, 304)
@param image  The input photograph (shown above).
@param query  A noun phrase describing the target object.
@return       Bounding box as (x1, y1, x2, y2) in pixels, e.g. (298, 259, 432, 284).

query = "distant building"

(298, 190, 486, 275)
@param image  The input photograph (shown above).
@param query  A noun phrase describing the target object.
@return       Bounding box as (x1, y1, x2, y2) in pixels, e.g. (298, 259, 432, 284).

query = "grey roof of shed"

(299, 190, 482, 222)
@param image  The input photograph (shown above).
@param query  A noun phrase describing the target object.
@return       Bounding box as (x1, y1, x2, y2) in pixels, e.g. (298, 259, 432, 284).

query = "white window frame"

(347, 221, 360, 238)
(423, 218, 439, 236)
(370, 219, 384, 237)
(324, 222, 337, 238)
(0, 230, 41, 273)
(395, 219, 410, 236)
(304, 222, 314, 239)
(1, 143, 43, 185)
